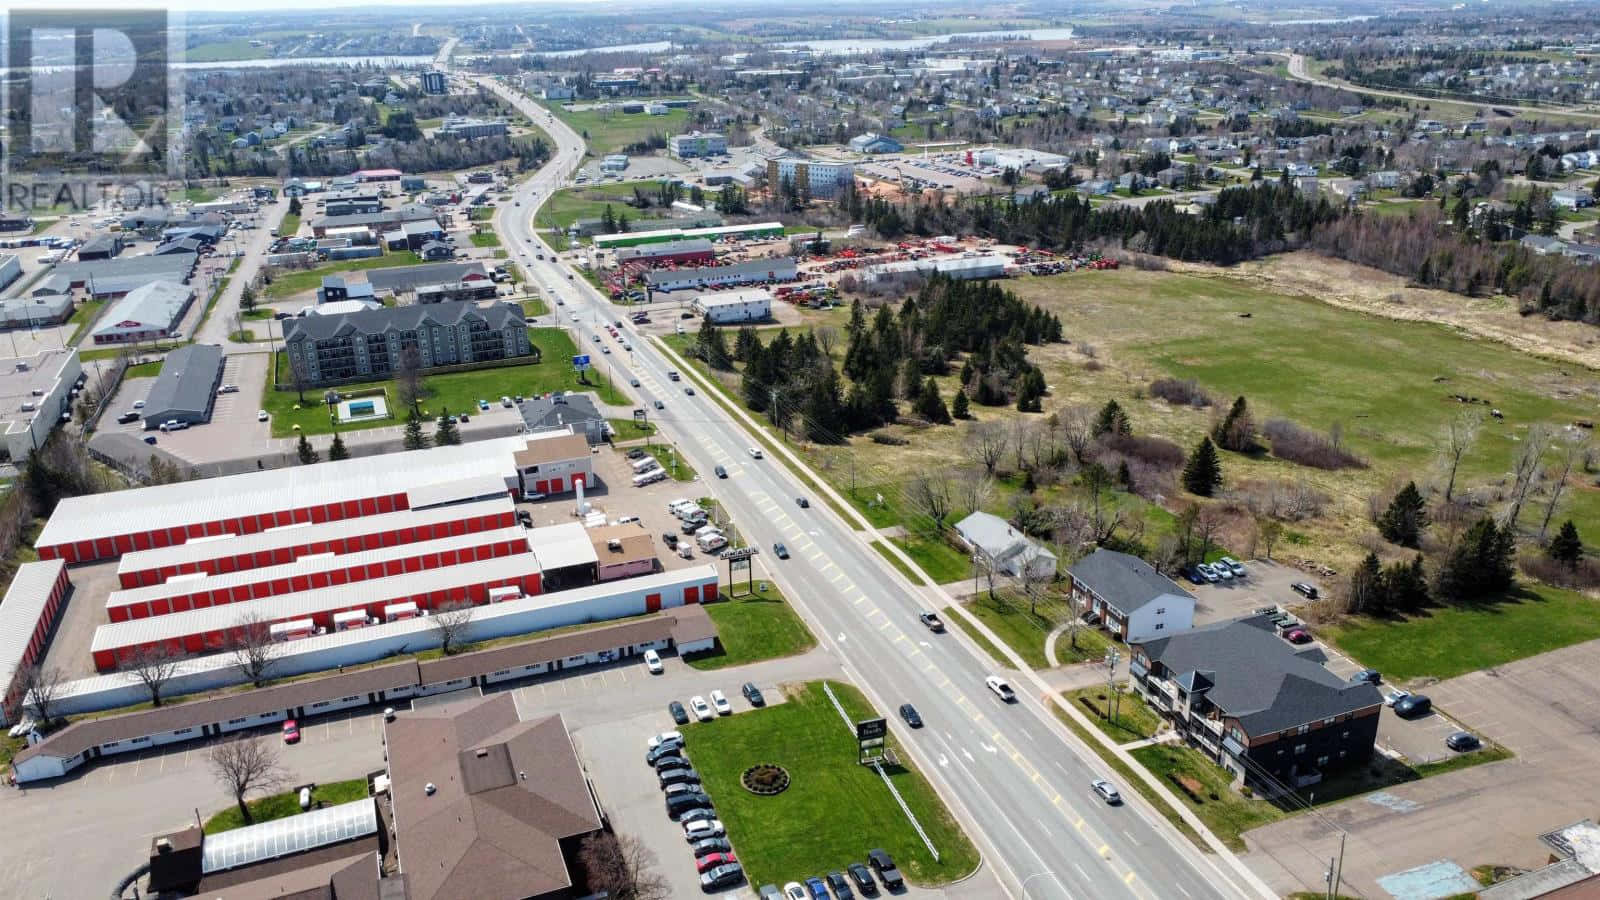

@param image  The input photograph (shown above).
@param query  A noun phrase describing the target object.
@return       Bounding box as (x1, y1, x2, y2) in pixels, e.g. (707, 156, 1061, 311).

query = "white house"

(1067, 548, 1194, 643)
(952, 512, 1057, 581)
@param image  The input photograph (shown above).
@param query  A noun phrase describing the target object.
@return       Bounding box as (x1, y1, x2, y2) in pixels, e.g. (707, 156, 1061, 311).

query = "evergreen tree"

(901, 355, 923, 400)
(434, 408, 462, 446)
(733, 325, 758, 363)
(1377, 481, 1428, 548)
(696, 317, 731, 370)
(1436, 516, 1515, 603)
(296, 432, 319, 465)
(328, 431, 350, 461)
(1117, 459, 1132, 490)
(803, 365, 846, 443)
(1181, 437, 1223, 497)
(1349, 552, 1384, 615)
(1213, 395, 1257, 452)
(1548, 520, 1583, 569)
(951, 388, 970, 419)
(917, 377, 951, 424)
(1093, 399, 1131, 437)
(1015, 369, 1045, 412)
(600, 204, 617, 233)
(1382, 555, 1430, 614)
(402, 410, 428, 450)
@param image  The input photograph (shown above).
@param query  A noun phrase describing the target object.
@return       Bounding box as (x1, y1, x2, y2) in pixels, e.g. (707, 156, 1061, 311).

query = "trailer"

(333, 610, 369, 632)
(270, 618, 317, 642)
(384, 601, 419, 623)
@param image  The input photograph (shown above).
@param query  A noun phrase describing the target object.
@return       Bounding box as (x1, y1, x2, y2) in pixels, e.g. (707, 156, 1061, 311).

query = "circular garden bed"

(741, 763, 790, 796)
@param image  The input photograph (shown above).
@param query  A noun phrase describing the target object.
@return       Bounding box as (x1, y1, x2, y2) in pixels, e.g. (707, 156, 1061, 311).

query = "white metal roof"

(116, 497, 514, 576)
(106, 527, 529, 613)
(90, 280, 193, 335)
(0, 559, 65, 703)
(405, 472, 511, 510)
(39, 438, 531, 550)
(694, 287, 772, 308)
(91, 553, 544, 653)
(202, 798, 377, 874)
(527, 523, 599, 570)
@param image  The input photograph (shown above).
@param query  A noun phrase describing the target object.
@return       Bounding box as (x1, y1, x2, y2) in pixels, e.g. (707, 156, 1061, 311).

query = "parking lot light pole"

(1104, 647, 1121, 725)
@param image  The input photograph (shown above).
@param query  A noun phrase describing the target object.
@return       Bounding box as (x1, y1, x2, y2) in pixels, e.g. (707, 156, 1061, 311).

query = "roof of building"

(283, 299, 521, 344)
(645, 257, 796, 286)
(589, 524, 655, 566)
(365, 262, 489, 293)
(1136, 613, 1382, 734)
(92, 280, 194, 335)
(512, 431, 591, 469)
(0, 348, 78, 437)
(0, 559, 66, 706)
(385, 696, 601, 900)
(142, 344, 223, 420)
(77, 234, 121, 256)
(1067, 547, 1191, 615)
(518, 394, 604, 434)
(954, 511, 1057, 570)
(694, 287, 773, 308)
(614, 238, 714, 262)
(525, 523, 599, 571)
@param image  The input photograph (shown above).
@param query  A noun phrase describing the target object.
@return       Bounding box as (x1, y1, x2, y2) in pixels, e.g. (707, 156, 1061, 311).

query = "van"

(666, 497, 694, 513)
(696, 532, 727, 552)
(632, 456, 662, 474)
(613, 515, 641, 526)
(670, 501, 701, 518)
(633, 469, 667, 487)
(693, 523, 722, 537)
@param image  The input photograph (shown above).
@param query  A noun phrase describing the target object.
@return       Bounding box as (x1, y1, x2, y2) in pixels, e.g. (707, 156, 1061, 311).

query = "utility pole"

(1104, 647, 1121, 725)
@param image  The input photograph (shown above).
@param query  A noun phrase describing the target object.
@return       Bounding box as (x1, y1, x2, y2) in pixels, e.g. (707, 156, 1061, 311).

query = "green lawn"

(949, 593, 1109, 670)
(871, 542, 927, 585)
(686, 587, 816, 671)
(679, 681, 979, 886)
(185, 40, 271, 62)
(1131, 744, 1286, 852)
(202, 778, 368, 834)
(535, 182, 674, 233)
(887, 532, 971, 584)
(609, 417, 656, 439)
(470, 232, 501, 248)
(66, 300, 104, 344)
(1320, 583, 1600, 682)
(229, 329, 258, 342)
(520, 297, 549, 317)
(82, 342, 183, 361)
(543, 102, 691, 154)
(1067, 686, 1163, 744)
(264, 328, 623, 437)
(261, 252, 420, 299)
(642, 443, 695, 481)
(124, 361, 162, 378)
(277, 212, 301, 237)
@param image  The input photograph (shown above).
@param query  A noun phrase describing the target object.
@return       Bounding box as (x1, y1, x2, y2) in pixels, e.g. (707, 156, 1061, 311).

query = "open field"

(540, 101, 691, 155)
(535, 182, 675, 233)
(262, 252, 421, 299)
(685, 587, 817, 671)
(679, 680, 979, 887)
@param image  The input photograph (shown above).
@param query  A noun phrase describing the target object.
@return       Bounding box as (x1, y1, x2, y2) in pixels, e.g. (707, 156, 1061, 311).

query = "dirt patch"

(1165, 251, 1600, 372)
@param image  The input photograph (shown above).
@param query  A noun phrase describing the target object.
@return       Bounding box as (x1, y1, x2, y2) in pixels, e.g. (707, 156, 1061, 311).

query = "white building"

(766, 158, 856, 200)
(863, 254, 1008, 284)
(89, 280, 194, 344)
(1068, 548, 1194, 643)
(0, 349, 81, 460)
(668, 132, 726, 159)
(0, 254, 21, 291)
(693, 287, 773, 323)
(953, 512, 1056, 581)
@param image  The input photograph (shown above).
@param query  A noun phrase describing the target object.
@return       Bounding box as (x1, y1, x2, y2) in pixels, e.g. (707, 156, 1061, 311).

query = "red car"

(282, 719, 300, 743)
(1284, 629, 1311, 645)
(696, 852, 737, 873)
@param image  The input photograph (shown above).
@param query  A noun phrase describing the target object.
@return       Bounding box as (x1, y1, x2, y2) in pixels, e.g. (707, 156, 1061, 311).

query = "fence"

(820, 681, 939, 863)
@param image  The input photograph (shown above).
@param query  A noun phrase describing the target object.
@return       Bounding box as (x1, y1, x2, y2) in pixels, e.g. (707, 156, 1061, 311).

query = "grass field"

(679, 681, 978, 886)
(262, 252, 420, 299)
(1067, 686, 1164, 744)
(686, 586, 817, 671)
(642, 443, 696, 481)
(949, 593, 1111, 669)
(66, 300, 104, 344)
(543, 102, 691, 154)
(469, 231, 501, 248)
(278, 212, 300, 237)
(202, 778, 368, 834)
(185, 40, 271, 62)
(535, 182, 675, 233)
(1131, 744, 1285, 851)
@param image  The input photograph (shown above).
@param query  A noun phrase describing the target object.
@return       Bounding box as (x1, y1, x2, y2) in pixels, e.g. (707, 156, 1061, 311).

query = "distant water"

(533, 41, 674, 58)
(1266, 15, 1380, 25)
(178, 54, 434, 70)
(775, 27, 1076, 55)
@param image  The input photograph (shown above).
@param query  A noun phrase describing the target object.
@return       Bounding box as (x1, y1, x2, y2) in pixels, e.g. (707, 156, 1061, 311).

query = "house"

(1131, 613, 1383, 789)
(849, 133, 902, 155)
(1553, 190, 1595, 210)
(1522, 234, 1569, 256)
(1067, 548, 1194, 643)
(519, 392, 608, 445)
(952, 511, 1056, 581)
(418, 239, 454, 261)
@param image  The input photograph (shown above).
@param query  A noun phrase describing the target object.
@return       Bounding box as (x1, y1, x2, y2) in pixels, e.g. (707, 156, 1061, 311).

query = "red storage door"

(703, 582, 719, 602)
(684, 585, 700, 605)
(646, 592, 662, 613)
(172, 596, 192, 613)
(330, 569, 349, 586)
(290, 575, 310, 593)
(360, 497, 378, 515)
(550, 477, 564, 493)
(572, 473, 586, 487)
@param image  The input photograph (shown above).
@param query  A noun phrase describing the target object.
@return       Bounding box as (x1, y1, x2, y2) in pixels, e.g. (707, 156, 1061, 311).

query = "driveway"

(1242, 638, 1600, 898)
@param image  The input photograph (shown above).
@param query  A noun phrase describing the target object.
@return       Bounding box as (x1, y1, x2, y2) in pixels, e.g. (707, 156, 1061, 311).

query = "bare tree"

(1504, 424, 1553, 528)
(20, 664, 66, 727)
(1538, 435, 1590, 541)
(1438, 409, 1484, 503)
(125, 645, 183, 707)
(228, 612, 283, 688)
(963, 421, 1008, 475)
(1057, 404, 1094, 464)
(908, 471, 955, 532)
(813, 325, 840, 359)
(1018, 552, 1054, 616)
(1257, 516, 1284, 560)
(396, 344, 426, 415)
(955, 465, 994, 518)
(579, 831, 671, 900)
(429, 601, 476, 656)
(287, 352, 310, 405)
(207, 736, 290, 827)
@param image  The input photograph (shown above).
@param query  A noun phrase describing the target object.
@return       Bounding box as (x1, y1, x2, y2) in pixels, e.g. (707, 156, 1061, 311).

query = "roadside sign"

(571, 354, 590, 372)
(857, 716, 888, 764)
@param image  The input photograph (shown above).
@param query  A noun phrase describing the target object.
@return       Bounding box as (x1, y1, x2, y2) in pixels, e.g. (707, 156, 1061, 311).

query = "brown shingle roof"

(415, 614, 681, 686)
(588, 524, 656, 564)
(512, 432, 590, 468)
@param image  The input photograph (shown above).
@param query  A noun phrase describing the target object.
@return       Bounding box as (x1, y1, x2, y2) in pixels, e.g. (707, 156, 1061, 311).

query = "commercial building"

(1066, 547, 1192, 643)
(849, 132, 902, 154)
(513, 430, 594, 496)
(645, 256, 797, 292)
(668, 131, 727, 159)
(437, 117, 509, 140)
(88, 280, 195, 344)
(308, 204, 438, 238)
(767, 157, 856, 200)
(0, 349, 81, 460)
(592, 221, 784, 250)
(366, 261, 490, 295)
(0, 254, 20, 291)
(0, 560, 71, 724)
(0, 293, 74, 328)
(863, 253, 1009, 284)
(316, 275, 376, 305)
(283, 300, 531, 386)
(1131, 613, 1384, 789)
(383, 218, 447, 252)
(613, 238, 715, 267)
(519, 392, 609, 444)
(32, 251, 197, 298)
(602, 153, 629, 172)
(978, 147, 1070, 172)
(140, 343, 224, 430)
(420, 70, 447, 94)
(589, 524, 656, 581)
(693, 287, 774, 323)
(954, 511, 1057, 581)
(75, 234, 123, 260)
(415, 279, 499, 304)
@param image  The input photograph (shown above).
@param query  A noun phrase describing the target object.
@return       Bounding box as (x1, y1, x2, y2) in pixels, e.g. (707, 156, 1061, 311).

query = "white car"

(1383, 688, 1411, 708)
(683, 818, 725, 841)
(1219, 556, 1247, 577)
(747, 447, 763, 459)
(644, 649, 663, 674)
(784, 883, 807, 900)
(986, 675, 1016, 702)
(709, 689, 731, 716)
(690, 695, 714, 722)
(257, 410, 269, 422)
(646, 730, 683, 751)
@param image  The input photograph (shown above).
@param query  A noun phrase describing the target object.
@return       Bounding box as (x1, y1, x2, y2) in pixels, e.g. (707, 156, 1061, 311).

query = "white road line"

(1176, 883, 1192, 898)
(1073, 862, 1090, 882)
(1123, 829, 1141, 846)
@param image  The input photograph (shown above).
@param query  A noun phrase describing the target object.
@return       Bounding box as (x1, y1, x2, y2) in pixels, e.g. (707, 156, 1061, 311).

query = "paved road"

(478, 74, 1262, 900)
(1283, 53, 1600, 121)
(193, 196, 290, 351)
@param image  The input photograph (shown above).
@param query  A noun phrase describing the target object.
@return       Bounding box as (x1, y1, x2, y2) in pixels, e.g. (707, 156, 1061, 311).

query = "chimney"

(155, 838, 173, 854)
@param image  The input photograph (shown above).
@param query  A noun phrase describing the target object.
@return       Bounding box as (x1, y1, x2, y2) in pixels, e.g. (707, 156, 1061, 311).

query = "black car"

(826, 872, 855, 900)
(669, 701, 689, 725)
(627, 448, 646, 460)
(715, 465, 728, 479)
(701, 863, 744, 891)
(658, 766, 701, 787)
(663, 782, 701, 799)
(691, 837, 732, 858)
(663, 533, 679, 548)
(899, 703, 923, 728)
(143, 435, 157, 445)
(1349, 669, 1382, 686)
(742, 682, 765, 706)
(652, 754, 689, 772)
(1183, 567, 1207, 586)
(1446, 731, 1482, 752)
(867, 849, 903, 891)
(678, 808, 717, 826)
(684, 386, 696, 396)
(796, 497, 809, 508)
(653, 400, 664, 410)
(646, 741, 684, 765)
(1291, 581, 1319, 599)
(1393, 694, 1433, 719)
(117, 411, 140, 424)
(847, 863, 879, 896)
(773, 542, 789, 560)
(667, 792, 712, 821)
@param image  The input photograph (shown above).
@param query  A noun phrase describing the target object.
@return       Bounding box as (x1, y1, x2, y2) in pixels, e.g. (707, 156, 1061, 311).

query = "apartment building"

(283, 300, 531, 386)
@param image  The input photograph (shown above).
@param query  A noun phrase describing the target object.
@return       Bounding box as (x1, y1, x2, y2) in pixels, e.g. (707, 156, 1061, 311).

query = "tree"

(908, 471, 954, 532)
(434, 408, 462, 446)
(402, 410, 428, 451)
(207, 736, 290, 827)
(1438, 409, 1483, 503)
(227, 612, 283, 688)
(951, 388, 970, 419)
(1436, 516, 1516, 603)
(240, 284, 256, 313)
(287, 196, 301, 216)
(125, 645, 182, 707)
(429, 601, 476, 655)
(1383, 555, 1430, 614)
(1092, 399, 1131, 437)
(1257, 517, 1284, 560)
(1548, 520, 1583, 569)
(1181, 437, 1222, 497)
(1537, 437, 1588, 541)
(19, 664, 65, 727)
(328, 431, 350, 461)
(287, 352, 310, 405)
(1212, 396, 1257, 452)
(1504, 424, 1552, 527)
(1348, 552, 1383, 615)
(1377, 481, 1428, 548)
(696, 317, 731, 370)
(296, 432, 319, 465)
(395, 345, 426, 416)
(964, 420, 1009, 475)
(578, 831, 671, 900)
(917, 377, 951, 424)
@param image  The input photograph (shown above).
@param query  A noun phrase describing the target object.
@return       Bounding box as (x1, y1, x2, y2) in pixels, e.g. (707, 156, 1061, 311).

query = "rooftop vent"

(424, 782, 436, 796)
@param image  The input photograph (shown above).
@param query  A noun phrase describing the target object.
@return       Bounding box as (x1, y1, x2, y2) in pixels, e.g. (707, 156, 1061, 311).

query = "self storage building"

(0, 560, 70, 724)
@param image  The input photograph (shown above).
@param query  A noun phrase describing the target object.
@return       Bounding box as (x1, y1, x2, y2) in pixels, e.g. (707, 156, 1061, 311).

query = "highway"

(480, 76, 1262, 900)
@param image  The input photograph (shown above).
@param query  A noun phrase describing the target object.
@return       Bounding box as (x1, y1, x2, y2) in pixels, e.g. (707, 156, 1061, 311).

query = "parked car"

(697, 852, 739, 874)
(282, 719, 299, 743)
(742, 682, 765, 706)
(658, 767, 701, 787)
(1092, 779, 1122, 805)
(663, 532, 679, 548)
(691, 837, 732, 858)
(701, 863, 744, 890)
(918, 612, 944, 632)
(666, 792, 712, 820)
(1349, 669, 1381, 686)
(647, 730, 682, 752)
(710, 689, 732, 716)
(678, 808, 717, 826)
(1284, 629, 1312, 644)
(1219, 556, 1247, 577)
(899, 703, 923, 728)
(143, 435, 157, 445)
(683, 819, 725, 841)
(690, 696, 713, 722)
(826, 871, 855, 900)
(1383, 688, 1411, 708)
(805, 877, 830, 899)
(1446, 731, 1482, 752)
(1291, 581, 1319, 599)
(795, 497, 809, 508)
(1195, 564, 1219, 584)
(669, 702, 689, 725)
(255, 410, 269, 422)
(784, 883, 807, 900)
(847, 862, 879, 895)
(985, 675, 1016, 702)
(644, 649, 663, 674)
(759, 886, 783, 900)
(773, 542, 789, 560)
(1394, 695, 1433, 719)
(867, 849, 904, 891)
(1183, 567, 1207, 585)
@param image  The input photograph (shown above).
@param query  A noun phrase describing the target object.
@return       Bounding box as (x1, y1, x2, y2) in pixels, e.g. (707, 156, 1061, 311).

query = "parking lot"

(1185, 558, 1324, 626)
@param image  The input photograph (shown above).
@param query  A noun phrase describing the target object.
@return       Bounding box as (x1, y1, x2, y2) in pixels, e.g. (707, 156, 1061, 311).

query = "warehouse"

(89, 280, 196, 344)
(863, 253, 1010, 283)
(33, 251, 197, 299)
(105, 526, 530, 622)
(75, 234, 123, 261)
(0, 293, 74, 328)
(90, 553, 547, 670)
(613, 238, 715, 267)
(693, 287, 774, 322)
(645, 257, 797, 292)
(35, 436, 535, 563)
(140, 343, 224, 430)
(0, 560, 71, 724)
(512, 430, 594, 496)
(526, 523, 600, 590)
(0, 254, 20, 291)
(308, 204, 437, 238)
(668, 131, 726, 159)
(115, 496, 517, 588)
(0, 348, 82, 461)
(365, 261, 489, 294)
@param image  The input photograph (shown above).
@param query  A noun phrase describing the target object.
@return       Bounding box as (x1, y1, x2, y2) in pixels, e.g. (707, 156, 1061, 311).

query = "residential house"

(952, 511, 1057, 582)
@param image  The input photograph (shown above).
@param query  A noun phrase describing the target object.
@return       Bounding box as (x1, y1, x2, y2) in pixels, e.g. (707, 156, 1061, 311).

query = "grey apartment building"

(283, 301, 531, 386)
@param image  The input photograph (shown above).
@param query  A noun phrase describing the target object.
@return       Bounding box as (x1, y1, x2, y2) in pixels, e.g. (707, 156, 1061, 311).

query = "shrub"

(1149, 377, 1214, 408)
(869, 432, 909, 446)
(1262, 419, 1367, 470)
(1104, 433, 1186, 470)
(1519, 552, 1600, 589)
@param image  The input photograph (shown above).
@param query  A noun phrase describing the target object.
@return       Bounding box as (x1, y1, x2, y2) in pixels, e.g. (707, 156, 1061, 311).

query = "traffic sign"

(571, 354, 590, 372)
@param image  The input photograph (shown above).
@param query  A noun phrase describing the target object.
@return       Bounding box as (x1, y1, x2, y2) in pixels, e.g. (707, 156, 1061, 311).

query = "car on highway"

(690, 695, 714, 722)
(748, 447, 763, 458)
(1394, 694, 1433, 719)
(714, 465, 727, 478)
(773, 542, 789, 560)
(919, 612, 944, 632)
(629, 377, 640, 387)
(846, 863, 878, 895)
(985, 675, 1016, 702)
(1092, 779, 1122, 804)
(898, 703, 923, 728)
(653, 399, 664, 410)
(710, 690, 731, 716)
(644, 649, 663, 674)
(684, 385, 693, 395)
(282, 719, 300, 743)
(742, 682, 765, 706)
(795, 497, 809, 508)
(1446, 731, 1482, 752)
